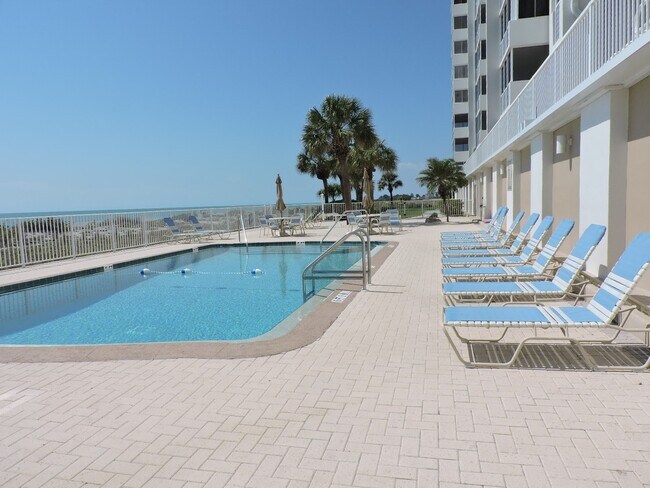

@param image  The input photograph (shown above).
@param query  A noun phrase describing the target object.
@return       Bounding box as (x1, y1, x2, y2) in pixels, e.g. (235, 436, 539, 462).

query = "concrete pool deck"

(1, 219, 650, 487)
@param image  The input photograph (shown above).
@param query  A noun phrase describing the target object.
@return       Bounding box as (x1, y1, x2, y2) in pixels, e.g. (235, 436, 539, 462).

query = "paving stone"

(1, 222, 649, 487)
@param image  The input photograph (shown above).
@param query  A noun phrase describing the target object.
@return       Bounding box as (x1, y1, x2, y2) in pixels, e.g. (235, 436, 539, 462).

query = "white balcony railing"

(464, 0, 650, 176)
(500, 85, 510, 114)
(499, 26, 510, 61)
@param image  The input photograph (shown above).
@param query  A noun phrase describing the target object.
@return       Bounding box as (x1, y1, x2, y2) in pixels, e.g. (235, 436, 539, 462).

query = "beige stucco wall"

(519, 147, 531, 218)
(499, 162, 508, 207)
(552, 118, 581, 253)
(627, 76, 650, 292)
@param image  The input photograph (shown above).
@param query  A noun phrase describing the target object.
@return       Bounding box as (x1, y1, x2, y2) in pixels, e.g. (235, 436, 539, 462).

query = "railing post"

(238, 210, 241, 242)
(110, 215, 117, 251)
(366, 229, 372, 285)
(70, 217, 77, 259)
(141, 216, 148, 246)
(17, 220, 26, 267)
(361, 235, 367, 290)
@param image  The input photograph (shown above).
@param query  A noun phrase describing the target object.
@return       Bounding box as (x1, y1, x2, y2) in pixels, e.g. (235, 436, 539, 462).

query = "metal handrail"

(239, 212, 248, 250)
(303, 228, 371, 302)
(320, 209, 368, 250)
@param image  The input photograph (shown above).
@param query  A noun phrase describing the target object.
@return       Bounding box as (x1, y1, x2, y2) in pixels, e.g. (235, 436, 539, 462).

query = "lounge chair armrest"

(571, 279, 590, 287)
(618, 305, 638, 315)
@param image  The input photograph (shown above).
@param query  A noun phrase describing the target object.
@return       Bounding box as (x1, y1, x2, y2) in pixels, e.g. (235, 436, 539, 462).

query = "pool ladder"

(302, 228, 371, 302)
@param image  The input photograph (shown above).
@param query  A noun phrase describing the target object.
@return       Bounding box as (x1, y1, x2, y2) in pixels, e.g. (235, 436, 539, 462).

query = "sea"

(0, 203, 320, 220)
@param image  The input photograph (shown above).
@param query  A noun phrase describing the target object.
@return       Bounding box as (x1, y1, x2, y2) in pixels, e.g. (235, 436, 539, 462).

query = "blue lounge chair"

(443, 213, 539, 258)
(441, 211, 525, 250)
(443, 223, 607, 304)
(442, 233, 650, 370)
(441, 208, 507, 241)
(442, 215, 553, 266)
(163, 217, 212, 243)
(442, 219, 577, 281)
(187, 215, 231, 239)
(441, 207, 507, 240)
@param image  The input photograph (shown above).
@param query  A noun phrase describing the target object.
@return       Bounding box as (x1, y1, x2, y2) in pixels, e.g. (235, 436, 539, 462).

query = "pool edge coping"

(0, 241, 398, 363)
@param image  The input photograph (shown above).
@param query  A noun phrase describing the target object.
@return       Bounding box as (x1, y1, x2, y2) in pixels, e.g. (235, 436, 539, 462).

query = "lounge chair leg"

(444, 327, 601, 370)
(450, 325, 510, 344)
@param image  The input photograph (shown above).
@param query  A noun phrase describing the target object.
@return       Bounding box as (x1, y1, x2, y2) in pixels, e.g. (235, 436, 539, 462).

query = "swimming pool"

(0, 243, 377, 345)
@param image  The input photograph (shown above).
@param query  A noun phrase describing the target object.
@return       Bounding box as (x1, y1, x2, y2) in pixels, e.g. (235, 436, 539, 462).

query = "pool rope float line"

(140, 268, 263, 276)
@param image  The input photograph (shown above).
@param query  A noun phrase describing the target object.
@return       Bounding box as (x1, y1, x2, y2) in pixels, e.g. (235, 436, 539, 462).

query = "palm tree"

(349, 141, 398, 203)
(377, 171, 403, 204)
(301, 95, 378, 210)
(296, 151, 335, 203)
(416, 158, 468, 222)
(317, 182, 342, 202)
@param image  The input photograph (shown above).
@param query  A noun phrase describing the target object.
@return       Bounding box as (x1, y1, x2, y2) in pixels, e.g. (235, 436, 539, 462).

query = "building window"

(454, 65, 468, 78)
(454, 114, 469, 128)
(500, 1, 510, 39)
(454, 40, 468, 54)
(519, 0, 549, 18)
(453, 0, 467, 3)
(454, 90, 468, 103)
(481, 40, 486, 60)
(481, 110, 487, 130)
(454, 138, 469, 152)
(480, 4, 486, 23)
(481, 75, 487, 95)
(500, 53, 511, 92)
(454, 16, 468, 29)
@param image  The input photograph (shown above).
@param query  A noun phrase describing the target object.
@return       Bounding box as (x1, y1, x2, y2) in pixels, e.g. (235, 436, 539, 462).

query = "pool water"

(0, 243, 375, 345)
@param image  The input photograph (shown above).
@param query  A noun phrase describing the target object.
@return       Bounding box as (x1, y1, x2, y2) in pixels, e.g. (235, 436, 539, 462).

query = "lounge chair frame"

(442, 233, 650, 371)
(443, 304, 650, 371)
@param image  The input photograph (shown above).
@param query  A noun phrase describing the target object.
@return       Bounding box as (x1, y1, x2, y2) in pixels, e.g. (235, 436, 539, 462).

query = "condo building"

(452, 0, 650, 290)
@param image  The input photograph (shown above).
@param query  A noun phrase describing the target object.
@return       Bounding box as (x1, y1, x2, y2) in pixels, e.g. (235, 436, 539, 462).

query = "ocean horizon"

(0, 202, 328, 220)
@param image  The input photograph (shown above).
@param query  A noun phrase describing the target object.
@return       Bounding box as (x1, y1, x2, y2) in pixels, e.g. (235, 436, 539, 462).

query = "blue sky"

(0, 0, 451, 213)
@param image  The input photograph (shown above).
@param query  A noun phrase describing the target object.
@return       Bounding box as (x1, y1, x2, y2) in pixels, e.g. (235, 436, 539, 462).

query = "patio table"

(268, 217, 292, 237)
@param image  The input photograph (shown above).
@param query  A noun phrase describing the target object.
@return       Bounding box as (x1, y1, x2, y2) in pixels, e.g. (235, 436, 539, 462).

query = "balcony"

(464, 0, 650, 176)
(499, 80, 528, 114)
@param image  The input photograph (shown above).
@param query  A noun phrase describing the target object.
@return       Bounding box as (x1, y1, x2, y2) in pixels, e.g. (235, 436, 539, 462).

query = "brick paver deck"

(1, 222, 649, 487)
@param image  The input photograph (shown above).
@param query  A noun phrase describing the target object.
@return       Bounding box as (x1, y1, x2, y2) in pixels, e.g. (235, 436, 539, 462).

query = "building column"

(481, 169, 490, 220)
(471, 178, 477, 216)
(530, 132, 553, 217)
(506, 151, 521, 226)
(491, 164, 500, 220)
(579, 89, 629, 277)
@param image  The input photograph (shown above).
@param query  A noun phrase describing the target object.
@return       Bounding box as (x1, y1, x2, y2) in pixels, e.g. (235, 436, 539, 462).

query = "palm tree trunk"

(444, 197, 450, 222)
(389, 189, 393, 204)
(321, 178, 330, 204)
(339, 161, 353, 210)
